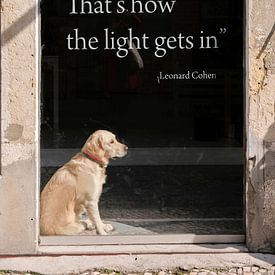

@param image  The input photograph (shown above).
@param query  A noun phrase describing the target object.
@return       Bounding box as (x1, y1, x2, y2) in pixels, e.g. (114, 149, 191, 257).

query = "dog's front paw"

(97, 229, 108, 235)
(85, 221, 95, 231)
(103, 223, 114, 233)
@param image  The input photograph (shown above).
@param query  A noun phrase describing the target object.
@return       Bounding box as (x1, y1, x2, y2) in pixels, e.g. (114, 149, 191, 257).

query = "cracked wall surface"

(247, 0, 275, 252)
(0, 0, 39, 254)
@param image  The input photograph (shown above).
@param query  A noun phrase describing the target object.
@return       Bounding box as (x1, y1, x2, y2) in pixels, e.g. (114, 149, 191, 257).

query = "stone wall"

(0, 0, 39, 254)
(247, 0, 275, 252)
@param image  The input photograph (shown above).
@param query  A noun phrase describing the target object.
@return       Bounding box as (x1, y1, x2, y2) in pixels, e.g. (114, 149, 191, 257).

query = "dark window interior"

(41, 0, 244, 235)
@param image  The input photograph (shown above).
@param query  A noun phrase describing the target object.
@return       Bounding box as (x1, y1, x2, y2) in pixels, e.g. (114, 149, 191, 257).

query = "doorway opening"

(40, 0, 244, 237)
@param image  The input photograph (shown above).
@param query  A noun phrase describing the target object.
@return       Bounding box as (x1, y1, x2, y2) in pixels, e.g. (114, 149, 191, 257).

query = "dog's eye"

(110, 140, 115, 144)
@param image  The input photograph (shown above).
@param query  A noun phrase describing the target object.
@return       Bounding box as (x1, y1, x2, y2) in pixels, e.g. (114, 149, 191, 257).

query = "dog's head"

(83, 130, 128, 161)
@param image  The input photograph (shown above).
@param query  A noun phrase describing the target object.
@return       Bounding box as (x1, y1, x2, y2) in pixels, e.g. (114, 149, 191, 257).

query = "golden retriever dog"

(40, 130, 128, 235)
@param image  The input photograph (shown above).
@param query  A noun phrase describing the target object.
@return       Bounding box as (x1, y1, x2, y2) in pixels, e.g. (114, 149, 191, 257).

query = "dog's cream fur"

(40, 130, 127, 235)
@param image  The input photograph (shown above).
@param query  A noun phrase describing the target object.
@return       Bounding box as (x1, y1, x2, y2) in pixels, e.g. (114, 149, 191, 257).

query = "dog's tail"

(40, 222, 86, 235)
(55, 223, 86, 235)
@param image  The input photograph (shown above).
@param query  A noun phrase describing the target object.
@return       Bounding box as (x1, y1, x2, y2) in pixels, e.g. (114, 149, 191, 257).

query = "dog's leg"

(75, 203, 95, 231)
(86, 201, 113, 235)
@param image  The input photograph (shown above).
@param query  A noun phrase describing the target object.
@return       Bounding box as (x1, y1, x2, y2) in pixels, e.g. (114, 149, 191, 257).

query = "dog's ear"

(97, 134, 105, 150)
(85, 133, 105, 158)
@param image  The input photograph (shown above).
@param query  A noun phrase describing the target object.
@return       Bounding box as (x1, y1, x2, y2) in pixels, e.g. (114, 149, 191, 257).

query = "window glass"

(41, 0, 243, 235)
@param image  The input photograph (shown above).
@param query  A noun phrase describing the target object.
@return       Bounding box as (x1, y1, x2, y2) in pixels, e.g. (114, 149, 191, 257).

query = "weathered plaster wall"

(0, 0, 39, 254)
(247, 0, 275, 252)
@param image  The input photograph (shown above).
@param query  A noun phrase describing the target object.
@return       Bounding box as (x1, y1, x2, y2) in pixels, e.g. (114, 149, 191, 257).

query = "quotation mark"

(219, 28, 227, 34)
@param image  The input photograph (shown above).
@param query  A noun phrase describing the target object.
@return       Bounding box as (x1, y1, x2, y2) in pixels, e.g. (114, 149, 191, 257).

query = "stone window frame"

(2, 0, 274, 255)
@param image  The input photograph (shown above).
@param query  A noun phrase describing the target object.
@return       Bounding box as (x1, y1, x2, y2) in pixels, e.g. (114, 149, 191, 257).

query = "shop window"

(40, 0, 244, 242)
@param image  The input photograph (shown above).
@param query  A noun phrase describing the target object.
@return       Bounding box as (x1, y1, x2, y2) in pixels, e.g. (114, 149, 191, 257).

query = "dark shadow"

(257, 21, 275, 59)
(1, 5, 37, 45)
